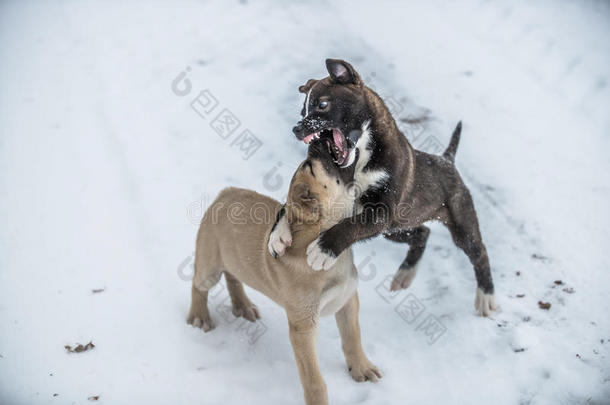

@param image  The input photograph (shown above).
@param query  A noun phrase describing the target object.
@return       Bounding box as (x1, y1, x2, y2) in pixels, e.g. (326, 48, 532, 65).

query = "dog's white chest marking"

(318, 262, 358, 317)
(352, 121, 388, 213)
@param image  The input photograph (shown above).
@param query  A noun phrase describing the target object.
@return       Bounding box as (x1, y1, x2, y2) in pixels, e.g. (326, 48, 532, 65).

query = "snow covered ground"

(1, 0, 609, 404)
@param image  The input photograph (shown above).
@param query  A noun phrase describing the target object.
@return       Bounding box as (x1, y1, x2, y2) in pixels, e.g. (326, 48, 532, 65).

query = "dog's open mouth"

(302, 128, 349, 166)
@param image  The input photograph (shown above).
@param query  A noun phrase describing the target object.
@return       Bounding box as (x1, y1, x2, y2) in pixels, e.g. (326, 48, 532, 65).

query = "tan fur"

(187, 159, 381, 405)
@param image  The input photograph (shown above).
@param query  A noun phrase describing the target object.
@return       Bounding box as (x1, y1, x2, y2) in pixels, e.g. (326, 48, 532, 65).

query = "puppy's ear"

(298, 79, 318, 94)
(325, 59, 362, 86)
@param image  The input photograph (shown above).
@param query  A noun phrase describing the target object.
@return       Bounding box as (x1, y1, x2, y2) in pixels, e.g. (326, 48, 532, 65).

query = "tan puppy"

(187, 143, 381, 405)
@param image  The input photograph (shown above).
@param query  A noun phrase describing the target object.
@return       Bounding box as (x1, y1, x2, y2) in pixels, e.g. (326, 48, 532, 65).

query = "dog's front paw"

(475, 288, 497, 317)
(306, 236, 337, 271)
(348, 358, 383, 383)
(268, 214, 292, 258)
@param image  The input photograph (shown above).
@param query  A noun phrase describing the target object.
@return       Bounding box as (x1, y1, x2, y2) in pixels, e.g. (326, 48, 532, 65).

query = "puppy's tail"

(442, 121, 462, 163)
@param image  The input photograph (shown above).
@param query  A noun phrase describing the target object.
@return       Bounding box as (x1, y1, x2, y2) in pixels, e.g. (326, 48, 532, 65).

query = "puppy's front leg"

(287, 312, 328, 405)
(335, 291, 382, 382)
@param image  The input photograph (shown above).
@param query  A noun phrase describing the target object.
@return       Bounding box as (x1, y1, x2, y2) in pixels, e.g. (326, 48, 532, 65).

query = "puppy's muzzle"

(293, 121, 305, 139)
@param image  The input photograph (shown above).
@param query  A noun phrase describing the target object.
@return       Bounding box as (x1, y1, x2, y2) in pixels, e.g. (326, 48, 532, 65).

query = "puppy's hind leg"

(447, 190, 497, 316)
(224, 272, 260, 322)
(187, 252, 222, 332)
(385, 226, 430, 291)
(187, 284, 217, 332)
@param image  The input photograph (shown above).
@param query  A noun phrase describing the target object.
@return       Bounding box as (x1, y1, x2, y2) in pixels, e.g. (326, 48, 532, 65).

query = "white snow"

(1, 0, 609, 404)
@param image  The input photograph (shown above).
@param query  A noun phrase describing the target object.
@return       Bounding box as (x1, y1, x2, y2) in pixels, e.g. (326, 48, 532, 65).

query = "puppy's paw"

(232, 302, 261, 323)
(348, 359, 383, 383)
(306, 237, 337, 271)
(390, 265, 418, 291)
(475, 288, 497, 317)
(268, 214, 292, 258)
(187, 315, 215, 333)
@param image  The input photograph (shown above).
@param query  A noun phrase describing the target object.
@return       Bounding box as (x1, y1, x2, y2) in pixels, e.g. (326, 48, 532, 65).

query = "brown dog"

(187, 141, 381, 405)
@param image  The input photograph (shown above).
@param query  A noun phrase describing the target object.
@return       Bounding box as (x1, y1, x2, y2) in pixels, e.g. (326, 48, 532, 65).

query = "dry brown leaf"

(538, 301, 551, 310)
(65, 341, 95, 353)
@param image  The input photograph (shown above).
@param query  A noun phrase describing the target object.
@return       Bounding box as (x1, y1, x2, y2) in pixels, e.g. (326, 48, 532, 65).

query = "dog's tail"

(442, 121, 462, 163)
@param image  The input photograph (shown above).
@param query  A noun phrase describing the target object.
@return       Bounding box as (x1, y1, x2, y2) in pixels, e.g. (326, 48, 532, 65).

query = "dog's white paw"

(475, 288, 497, 317)
(306, 237, 337, 271)
(268, 214, 292, 258)
(390, 265, 419, 291)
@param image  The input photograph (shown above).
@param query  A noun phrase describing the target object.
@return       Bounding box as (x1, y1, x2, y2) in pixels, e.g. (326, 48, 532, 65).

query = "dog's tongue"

(333, 129, 349, 165)
(303, 134, 314, 144)
(333, 129, 343, 151)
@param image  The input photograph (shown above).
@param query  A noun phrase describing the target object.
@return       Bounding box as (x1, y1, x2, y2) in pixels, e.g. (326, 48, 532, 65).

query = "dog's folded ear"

(298, 79, 318, 94)
(325, 59, 362, 86)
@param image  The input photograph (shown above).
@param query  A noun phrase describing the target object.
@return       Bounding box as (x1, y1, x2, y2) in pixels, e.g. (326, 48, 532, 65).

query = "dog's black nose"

(293, 122, 304, 138)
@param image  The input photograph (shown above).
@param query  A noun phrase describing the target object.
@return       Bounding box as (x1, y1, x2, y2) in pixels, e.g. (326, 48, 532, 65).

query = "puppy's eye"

(318, 100, 329, 109)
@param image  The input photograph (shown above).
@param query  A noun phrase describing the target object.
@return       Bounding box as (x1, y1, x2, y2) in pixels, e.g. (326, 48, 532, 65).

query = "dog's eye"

(318, 100, 329, 109)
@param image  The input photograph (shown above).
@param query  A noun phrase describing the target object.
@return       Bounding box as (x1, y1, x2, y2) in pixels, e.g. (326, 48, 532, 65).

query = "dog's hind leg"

(384, 226, 430, 291)
(187, 284, 217, 332)
(446, 190, 496, 316)
(224, 272, 261, 322)
(187, 248, 222, 332)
